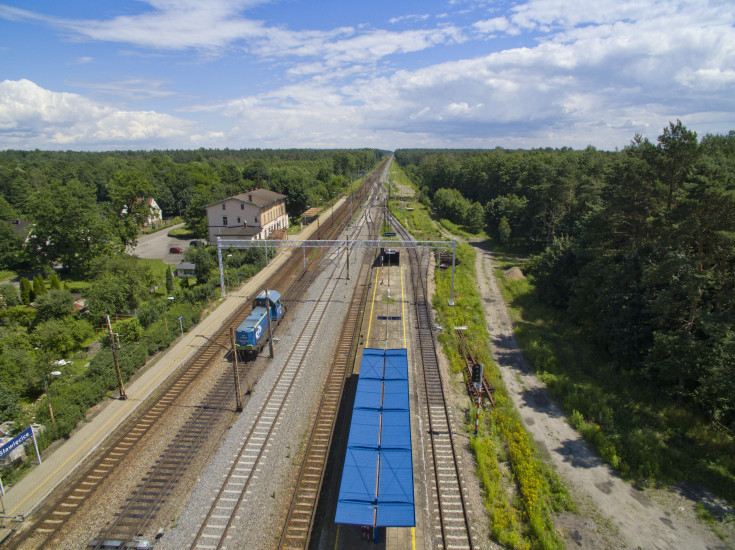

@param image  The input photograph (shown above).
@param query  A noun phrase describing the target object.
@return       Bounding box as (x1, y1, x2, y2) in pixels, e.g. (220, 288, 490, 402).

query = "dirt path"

(473, 242, 730, 550)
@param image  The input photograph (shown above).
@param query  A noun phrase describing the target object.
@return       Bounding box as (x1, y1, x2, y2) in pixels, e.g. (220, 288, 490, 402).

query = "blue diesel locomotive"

(235, 290, 284, 358)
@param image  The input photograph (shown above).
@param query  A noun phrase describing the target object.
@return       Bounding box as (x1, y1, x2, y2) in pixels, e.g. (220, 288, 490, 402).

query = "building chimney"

(248, 194, 253, 202)
(244, 221, 247, 228)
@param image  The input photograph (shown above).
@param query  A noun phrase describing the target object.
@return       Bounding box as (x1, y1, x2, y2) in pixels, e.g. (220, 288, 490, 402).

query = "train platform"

(0, 200, 341, 542)
(326, 257, 424, 550)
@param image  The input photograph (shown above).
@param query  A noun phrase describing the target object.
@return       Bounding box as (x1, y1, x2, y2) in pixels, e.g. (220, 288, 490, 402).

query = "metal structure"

(216, 237, 457, 305)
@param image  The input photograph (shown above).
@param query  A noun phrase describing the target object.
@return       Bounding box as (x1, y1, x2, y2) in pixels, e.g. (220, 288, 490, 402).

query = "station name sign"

(0, 426, 34, 459)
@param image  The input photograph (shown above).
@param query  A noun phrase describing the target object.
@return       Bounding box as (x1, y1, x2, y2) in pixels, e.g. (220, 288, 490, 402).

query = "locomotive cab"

(252, 290, 283, 322)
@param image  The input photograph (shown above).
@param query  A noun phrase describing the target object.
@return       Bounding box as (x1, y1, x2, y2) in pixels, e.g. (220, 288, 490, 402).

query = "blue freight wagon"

(235, 290, 283, 359)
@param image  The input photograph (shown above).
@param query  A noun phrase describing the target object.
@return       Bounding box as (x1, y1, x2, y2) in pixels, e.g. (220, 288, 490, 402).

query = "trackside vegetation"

(394, 121, 735, 505)
(388, 162, 573, 549)
(496, 263, 735, 501)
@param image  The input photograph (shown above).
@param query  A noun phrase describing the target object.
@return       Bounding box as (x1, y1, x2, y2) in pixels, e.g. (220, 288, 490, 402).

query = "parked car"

(169, 246, 183, 253)
(189, 240, 203, 247)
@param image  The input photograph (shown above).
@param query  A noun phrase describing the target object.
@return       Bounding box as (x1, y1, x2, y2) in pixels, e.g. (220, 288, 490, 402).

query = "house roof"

(206, 188, 286, 209)
(216, 226, 262, 237)
(175, 262, 196, 270)
(301, 207, 323, 217)
(7, 219, 30, 238)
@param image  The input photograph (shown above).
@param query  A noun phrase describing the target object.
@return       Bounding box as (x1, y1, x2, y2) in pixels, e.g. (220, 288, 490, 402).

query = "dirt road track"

(473, 242, 731, 550)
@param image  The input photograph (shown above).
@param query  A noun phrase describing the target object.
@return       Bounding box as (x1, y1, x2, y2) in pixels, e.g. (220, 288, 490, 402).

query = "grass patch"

(168, 226, 198, 238)
(389, 162, 415, 189)
(136, 258, 170, 280)
(391, 197, 438, 242)
(496, 269, 735, 504)
(0, 269, 18, 283)
(439, 218, 488, 241)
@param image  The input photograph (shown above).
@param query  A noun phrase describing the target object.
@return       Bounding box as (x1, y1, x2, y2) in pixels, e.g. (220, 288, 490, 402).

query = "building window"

(222, 216, 228, 225)
(241, 203, 244, 210)
(237, 217, 241, 223)
(222, 204, 226, 210)
(254, 217, 258, 224)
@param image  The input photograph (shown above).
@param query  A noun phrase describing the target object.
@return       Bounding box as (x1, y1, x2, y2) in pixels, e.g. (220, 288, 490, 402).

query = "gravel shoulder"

(473, 241, 732, 550)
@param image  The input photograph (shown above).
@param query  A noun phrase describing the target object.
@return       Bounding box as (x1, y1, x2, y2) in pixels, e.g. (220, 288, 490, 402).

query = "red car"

(169, 246, 183, 253)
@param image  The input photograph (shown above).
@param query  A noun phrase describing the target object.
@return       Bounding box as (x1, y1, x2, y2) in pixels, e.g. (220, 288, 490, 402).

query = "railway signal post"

(473, 363, 484, 435)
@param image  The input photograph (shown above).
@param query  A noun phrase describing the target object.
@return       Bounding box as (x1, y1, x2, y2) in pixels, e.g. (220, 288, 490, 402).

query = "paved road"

(133, 223, 203, 265)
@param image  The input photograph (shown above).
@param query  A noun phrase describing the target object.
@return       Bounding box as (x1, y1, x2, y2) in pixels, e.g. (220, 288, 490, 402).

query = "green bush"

(112, 317, 143, 344)
(136, 300, 161, 328)
(34, 289, 74, 322)
(0, 283, 19, 307)
(0, 383, 20, 422)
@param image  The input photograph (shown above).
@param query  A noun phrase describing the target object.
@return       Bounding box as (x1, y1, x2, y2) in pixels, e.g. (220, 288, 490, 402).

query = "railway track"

(89, 345, 251, 548)
(277, 183, 382, 550)
(394, 214, 474, 550)
(189, 198, 372, 549)
(9, 162, 388, 550)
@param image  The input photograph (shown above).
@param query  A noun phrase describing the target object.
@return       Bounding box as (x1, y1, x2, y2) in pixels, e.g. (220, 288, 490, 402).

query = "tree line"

(396, 122, 735, 431)
(0, 148, 385, 273)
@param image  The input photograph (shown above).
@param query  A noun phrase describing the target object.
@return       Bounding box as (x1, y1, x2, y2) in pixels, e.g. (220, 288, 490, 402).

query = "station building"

(204, 188, 289, 246)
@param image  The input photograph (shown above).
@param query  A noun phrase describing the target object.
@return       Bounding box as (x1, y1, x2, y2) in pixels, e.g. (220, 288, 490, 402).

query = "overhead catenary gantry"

(216, 237, 458, 305)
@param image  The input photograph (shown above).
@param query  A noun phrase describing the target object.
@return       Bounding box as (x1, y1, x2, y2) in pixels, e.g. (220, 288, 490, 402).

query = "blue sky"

(1, 0, 734, 151)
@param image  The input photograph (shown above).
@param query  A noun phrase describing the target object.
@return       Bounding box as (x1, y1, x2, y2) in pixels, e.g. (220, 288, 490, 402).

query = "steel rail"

(395, 220, 474, 549)
(277, 186, 381, 549)
(90, 168, 380, 548)
(89, 356, 250, 548)
(189, 216, 357, 550)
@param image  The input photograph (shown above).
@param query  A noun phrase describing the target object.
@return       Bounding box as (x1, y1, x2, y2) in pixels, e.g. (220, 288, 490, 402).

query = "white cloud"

(2, 0, 734, 149)
(0, 1, 268, 51)
(389, 14, 430, 24)
(472, 17, 511, 34)
(70, 78, 178, 101)
(0, 79, 189, 148)
(245, 25, 465, 77)
(202, 0, 735, 150)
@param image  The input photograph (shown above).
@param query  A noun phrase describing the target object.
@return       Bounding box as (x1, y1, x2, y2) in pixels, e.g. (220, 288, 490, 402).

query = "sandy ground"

(473, 241, 733, 550)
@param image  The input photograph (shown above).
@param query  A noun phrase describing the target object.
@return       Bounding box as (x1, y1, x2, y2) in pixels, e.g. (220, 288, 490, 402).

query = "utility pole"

(106, 315, 127, 400)
(230, 328, 243, 412)
(265, 289, 274, 358)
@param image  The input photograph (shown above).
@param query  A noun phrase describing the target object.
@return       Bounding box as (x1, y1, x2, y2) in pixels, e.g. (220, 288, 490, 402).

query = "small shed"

(174, 262, 196, 278)
(301, 207, 323, 225)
